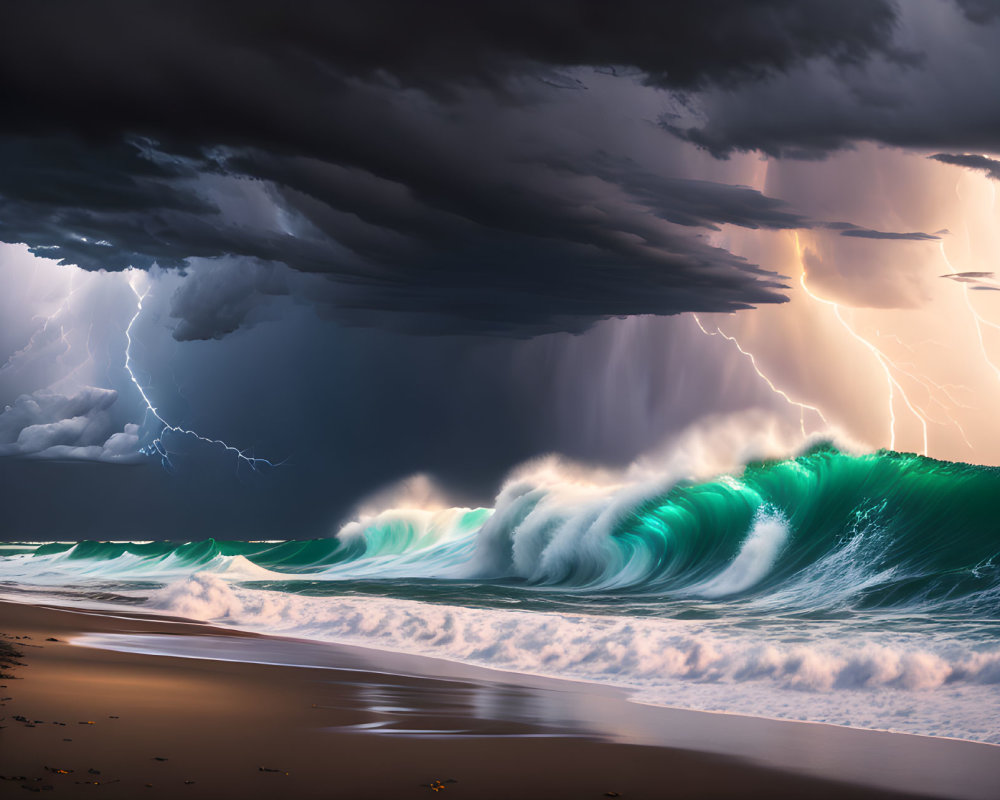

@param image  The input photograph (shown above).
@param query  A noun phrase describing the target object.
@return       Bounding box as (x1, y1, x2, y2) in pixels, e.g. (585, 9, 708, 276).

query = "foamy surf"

(135, 574, 1000, 743)
(2, 444, 1000, 744)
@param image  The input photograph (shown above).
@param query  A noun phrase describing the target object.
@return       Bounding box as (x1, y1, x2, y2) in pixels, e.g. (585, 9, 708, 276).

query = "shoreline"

(1, 599, 998, 798)
(6, 584, 998, 750)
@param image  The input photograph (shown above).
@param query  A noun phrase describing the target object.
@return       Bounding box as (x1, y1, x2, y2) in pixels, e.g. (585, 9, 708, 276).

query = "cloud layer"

(665, 1, 1000, 157)
(931, 153, 1000, 182)
(0, 0, 953, 337)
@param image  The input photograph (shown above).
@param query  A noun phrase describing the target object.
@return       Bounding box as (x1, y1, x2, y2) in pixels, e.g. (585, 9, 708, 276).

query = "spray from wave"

(2, 443, 1000, 742)
(8, 444, 1000, 611)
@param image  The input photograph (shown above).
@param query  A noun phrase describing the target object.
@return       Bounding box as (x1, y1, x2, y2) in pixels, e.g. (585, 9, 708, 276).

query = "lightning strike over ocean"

(962, 286, 1000, 382)
(124, 278, 279, 471)
(943, 175, 1000, 387)
(794, 233, 929, 456)
(691, 313, 828, 437)
(4, 5, 1000, 798)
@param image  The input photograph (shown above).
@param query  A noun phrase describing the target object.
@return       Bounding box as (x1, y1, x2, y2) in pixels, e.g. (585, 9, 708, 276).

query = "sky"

(2, 0, 1000, 540)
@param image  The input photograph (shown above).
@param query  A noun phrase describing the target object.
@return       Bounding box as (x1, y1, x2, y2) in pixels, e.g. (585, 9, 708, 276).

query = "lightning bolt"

(962, 285, 1000, 382)
(125, 278, 279, 471)
(49, 322, 97, 390)
(692, 313, 828, 436)
(0, 277, 89, 378)
(871, 352, 973, 451)
(873, 330, 973, 417)
(943, 174, 1000, 384)
(795, 233, 929, 456)
(875, 332, 951, 356)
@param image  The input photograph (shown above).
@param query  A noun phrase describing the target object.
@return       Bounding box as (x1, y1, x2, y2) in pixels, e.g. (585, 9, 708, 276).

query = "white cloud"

(0, 386, 143, 463)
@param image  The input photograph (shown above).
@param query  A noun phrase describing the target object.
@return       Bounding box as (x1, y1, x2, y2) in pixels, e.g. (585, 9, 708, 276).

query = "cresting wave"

(5, 445, 1000, 615)
(463, 444, 1000, 613)
(3, 445, 1000, 742)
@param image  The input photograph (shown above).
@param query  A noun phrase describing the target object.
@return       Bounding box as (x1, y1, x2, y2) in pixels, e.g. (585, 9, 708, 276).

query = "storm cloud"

(930, 154, 1000, 182)
(663, 0, 1000, 158)
(0, 0, 927, 337)
(839, 229, 941, 241)
(1, 1, 998, 535)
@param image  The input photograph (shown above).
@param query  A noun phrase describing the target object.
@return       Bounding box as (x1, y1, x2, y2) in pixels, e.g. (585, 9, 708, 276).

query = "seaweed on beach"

(0, 637, 24, 678)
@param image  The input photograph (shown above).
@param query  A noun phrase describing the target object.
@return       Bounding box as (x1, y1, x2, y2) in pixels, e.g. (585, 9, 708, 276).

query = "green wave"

(468, 444, 1000, 611)
(13, 446, 1000, 614)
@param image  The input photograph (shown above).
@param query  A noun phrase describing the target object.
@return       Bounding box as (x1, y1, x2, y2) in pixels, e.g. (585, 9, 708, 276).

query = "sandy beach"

(0, 599, 996, 799)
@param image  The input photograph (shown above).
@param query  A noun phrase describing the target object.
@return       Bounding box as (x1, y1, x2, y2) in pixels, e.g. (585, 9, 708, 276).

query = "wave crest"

(5, 446, 1000, 615)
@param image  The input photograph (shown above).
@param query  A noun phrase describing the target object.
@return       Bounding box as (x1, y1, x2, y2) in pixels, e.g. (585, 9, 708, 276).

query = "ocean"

(3, 444, 999, 743)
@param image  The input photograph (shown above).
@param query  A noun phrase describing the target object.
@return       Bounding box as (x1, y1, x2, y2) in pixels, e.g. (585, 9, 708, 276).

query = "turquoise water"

(3, 445, 1000, 741)
(11, 445, 1000, 616)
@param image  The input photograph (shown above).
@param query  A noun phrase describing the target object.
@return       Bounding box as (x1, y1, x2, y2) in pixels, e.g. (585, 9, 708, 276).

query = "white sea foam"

(691, 507, 789, 598)
(0, 546, 282, 585)
(4, 430, 1000, 745)
(148, 575, 1000, 743)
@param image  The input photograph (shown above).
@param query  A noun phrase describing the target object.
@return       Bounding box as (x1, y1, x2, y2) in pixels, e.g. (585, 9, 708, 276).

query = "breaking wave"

(4, 445, 999, 615)
(4, 444, 1000, 742)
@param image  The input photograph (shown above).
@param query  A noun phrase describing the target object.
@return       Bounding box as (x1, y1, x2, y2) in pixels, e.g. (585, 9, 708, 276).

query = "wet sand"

(0, 599, 997, 799)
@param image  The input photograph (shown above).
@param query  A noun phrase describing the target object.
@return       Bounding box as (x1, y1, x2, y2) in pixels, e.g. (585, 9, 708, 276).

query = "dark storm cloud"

(550, 154, 811, 230)
(930, 153, 1000, 181)
(0, 0, 912, 336)
(0, 137, 205, 271)
(954, 0, 1000, 24)
(0, 1, 902, 116)
(0, 136, 373, 274)
(808, 220, 942, 242)
(839, 229, 940, 241)
(0, 122, 806, 338)
(662, 1, 1000, 158)
(941, 271, 1000, 291)
(943, 271, 995, 280)
(168, 258, 292, 341)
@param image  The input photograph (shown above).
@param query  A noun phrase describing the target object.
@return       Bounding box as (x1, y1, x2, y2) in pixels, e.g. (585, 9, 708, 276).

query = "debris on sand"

(0, 638, 24, 679)
(422, 779, 457, 792)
